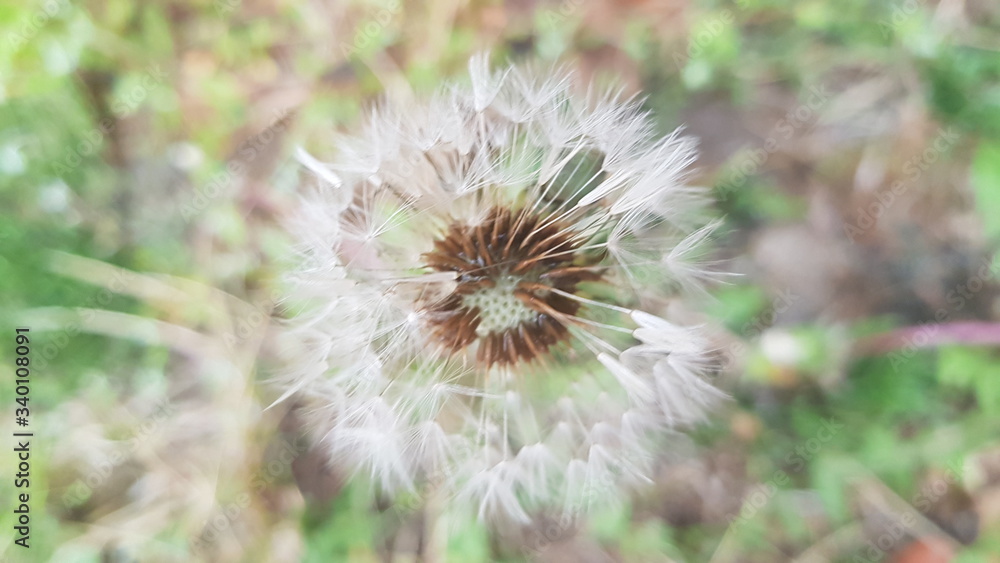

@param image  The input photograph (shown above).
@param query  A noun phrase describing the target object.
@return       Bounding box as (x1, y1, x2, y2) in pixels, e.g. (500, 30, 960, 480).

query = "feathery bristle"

(282, 56, 726, 524)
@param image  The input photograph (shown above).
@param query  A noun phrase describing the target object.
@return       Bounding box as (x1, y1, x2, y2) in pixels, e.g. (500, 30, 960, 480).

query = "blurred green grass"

(2, 0, 1000, 561)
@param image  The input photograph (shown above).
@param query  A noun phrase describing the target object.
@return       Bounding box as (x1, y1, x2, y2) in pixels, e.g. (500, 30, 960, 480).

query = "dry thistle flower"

(282, 56, 726, 523)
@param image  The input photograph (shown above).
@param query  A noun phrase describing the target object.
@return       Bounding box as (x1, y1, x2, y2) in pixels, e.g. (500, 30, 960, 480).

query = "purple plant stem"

(857, 321, 1000, 356)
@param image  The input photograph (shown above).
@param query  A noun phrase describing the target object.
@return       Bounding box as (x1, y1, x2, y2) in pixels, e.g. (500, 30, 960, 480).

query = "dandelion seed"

(282, 55, 726, 523)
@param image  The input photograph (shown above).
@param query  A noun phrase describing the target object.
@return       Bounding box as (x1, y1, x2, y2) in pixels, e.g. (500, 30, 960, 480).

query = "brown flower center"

(421, 206, 603, 366)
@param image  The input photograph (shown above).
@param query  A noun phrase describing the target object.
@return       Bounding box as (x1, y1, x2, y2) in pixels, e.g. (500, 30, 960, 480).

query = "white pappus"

(280, 54, 728, 524)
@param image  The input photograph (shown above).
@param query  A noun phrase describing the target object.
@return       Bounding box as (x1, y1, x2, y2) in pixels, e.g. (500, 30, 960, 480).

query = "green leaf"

(972, 141, 1000, 241)
(938, 345, 1000, 413)
(809, 455, 854, 522)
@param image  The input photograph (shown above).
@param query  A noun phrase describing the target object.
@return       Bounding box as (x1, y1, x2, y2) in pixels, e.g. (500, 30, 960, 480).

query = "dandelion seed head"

(282, 56, 727, 523)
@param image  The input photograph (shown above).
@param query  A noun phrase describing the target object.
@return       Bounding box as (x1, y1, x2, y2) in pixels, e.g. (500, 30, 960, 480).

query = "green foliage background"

(1, 0, 999, 561)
